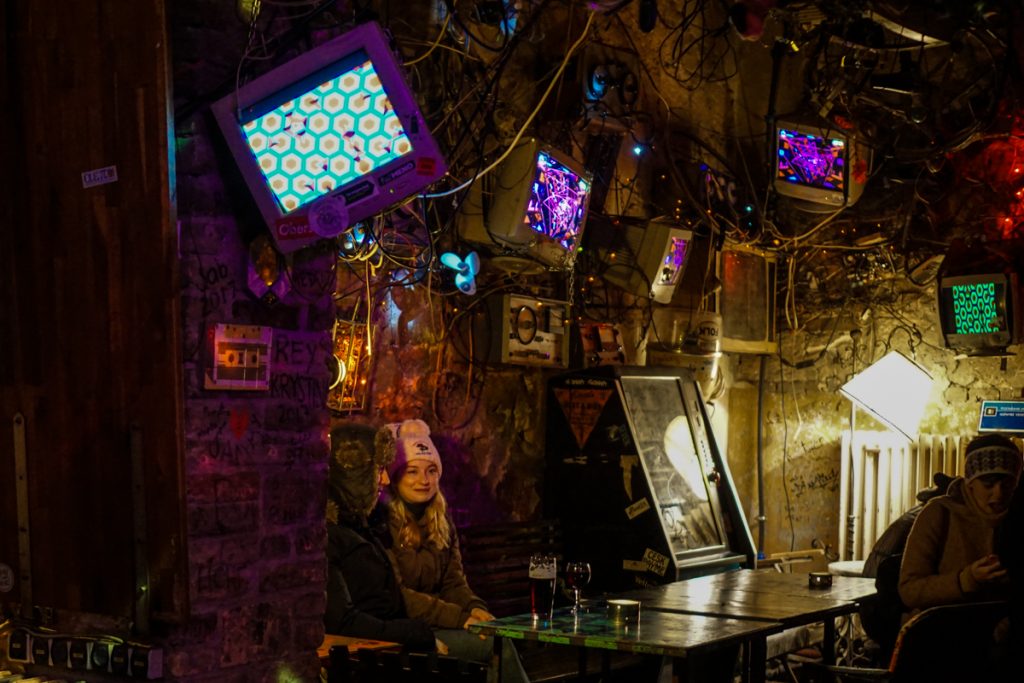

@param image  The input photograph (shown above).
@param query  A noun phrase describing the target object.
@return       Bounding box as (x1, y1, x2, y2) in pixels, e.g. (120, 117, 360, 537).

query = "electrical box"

(715, 245, 778, 354)
(483, 294, 570, 368)
(575, 322, 626, 367)
(203, 323, 273, 391)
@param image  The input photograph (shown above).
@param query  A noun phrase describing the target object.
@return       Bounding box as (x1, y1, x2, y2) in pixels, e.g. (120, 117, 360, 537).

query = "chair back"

(325, 648, 487, 683)
(889, 600, 1008, 681)
(859, 553, 905, 661)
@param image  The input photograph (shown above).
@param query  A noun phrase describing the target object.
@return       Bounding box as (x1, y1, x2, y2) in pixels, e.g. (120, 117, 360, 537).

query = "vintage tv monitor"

(545, 366, 755, 592)
(593, 217, 693, 303)
(938, 272, 1020, 354)
(462, 139, 593, 269)
(773, 120, 869, 208)
(212, 21, 447, 253)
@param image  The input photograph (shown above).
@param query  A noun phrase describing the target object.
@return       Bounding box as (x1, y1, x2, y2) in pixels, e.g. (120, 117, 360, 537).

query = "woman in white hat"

(384, 419, 493, 627)
(384, 419, 528, 683)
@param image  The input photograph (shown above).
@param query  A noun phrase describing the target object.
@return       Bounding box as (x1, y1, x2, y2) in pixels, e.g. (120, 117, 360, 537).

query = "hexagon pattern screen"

(241, 54, 413, 214)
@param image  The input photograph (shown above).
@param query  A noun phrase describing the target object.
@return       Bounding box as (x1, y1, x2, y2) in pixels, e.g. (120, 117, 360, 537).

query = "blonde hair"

(389, 490, 452, 551)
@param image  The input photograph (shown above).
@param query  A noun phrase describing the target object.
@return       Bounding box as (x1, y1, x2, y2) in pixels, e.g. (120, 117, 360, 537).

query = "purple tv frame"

(211, 21, 447, 253)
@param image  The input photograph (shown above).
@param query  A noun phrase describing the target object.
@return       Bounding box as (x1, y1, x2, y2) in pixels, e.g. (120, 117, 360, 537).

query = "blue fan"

(440, 251, 480, 295)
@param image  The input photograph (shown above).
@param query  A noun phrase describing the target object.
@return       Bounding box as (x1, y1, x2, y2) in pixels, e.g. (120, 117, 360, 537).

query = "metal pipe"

(756, 354, 767, 556)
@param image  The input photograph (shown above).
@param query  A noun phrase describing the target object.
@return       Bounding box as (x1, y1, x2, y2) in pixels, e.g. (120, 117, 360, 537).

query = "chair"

(858, 553, 905, 662)
(326, 648, 486, 683)
(327, 646, 354, 683)
(801, 600, 1009, 682)
(458, 519, 563, 617)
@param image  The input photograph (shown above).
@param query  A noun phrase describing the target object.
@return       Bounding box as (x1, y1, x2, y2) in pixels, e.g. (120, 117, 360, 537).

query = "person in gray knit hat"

(899, 434, 1022, 612)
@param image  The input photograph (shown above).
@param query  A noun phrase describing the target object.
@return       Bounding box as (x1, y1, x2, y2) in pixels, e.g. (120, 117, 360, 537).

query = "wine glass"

(565, 561, 592, 614)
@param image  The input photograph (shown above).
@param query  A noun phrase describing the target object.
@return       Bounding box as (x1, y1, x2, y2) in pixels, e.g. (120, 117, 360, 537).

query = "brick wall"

(169, 79, 333, 683)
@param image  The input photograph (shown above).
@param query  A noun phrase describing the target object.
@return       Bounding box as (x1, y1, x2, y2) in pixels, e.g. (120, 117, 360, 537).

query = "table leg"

(822, 618, 836, 665)
(601, 651, 611, 680)
(492, 635, 503, 683)
(748, 635, 767, 683)
(673, 655, 689, 683)
(577, 646, 588, 682)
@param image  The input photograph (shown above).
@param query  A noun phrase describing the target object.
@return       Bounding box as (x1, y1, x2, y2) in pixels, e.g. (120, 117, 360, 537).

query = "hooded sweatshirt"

(898, 477, 1011, 610)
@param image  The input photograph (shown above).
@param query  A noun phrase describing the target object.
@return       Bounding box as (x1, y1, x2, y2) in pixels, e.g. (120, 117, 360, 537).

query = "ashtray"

(808, 571, 833, 589)
(607, 599, 641, 624)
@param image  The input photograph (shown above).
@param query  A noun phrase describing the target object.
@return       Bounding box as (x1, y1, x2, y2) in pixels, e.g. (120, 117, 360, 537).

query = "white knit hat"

(386, 419, 442, 480)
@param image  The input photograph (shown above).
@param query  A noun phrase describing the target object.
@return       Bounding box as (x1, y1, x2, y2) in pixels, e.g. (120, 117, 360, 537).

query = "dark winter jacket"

(324, 514, 435, 649)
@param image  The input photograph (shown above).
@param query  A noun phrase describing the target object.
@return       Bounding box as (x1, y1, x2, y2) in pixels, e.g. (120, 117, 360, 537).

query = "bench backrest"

(459, 519, 564, 617)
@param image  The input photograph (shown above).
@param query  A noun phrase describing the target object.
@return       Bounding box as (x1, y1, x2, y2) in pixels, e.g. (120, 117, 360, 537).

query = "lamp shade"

(840, 351, 933, 441)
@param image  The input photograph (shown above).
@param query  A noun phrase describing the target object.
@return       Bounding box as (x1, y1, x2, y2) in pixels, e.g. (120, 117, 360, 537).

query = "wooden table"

(467, 603, 782, 683)
(622, 569, 877, 664)
(317, 634, 399, 661)
(659, 568, 877, 602)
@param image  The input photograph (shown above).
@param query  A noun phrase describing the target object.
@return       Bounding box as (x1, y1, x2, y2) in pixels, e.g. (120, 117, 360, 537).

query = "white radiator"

(838, 431, 970, 561)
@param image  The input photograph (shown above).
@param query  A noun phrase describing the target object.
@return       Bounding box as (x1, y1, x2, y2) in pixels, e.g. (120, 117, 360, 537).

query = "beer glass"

(528, 553, 557, 621)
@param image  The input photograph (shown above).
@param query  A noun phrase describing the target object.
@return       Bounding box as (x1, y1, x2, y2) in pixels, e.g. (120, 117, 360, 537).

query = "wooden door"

(0, 0, 186, 623)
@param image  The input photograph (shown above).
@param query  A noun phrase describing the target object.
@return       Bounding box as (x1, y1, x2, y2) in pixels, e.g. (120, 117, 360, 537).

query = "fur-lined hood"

(327, 423, 396, 523)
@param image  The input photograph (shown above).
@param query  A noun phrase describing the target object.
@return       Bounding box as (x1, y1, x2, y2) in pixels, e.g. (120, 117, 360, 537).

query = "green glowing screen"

(950, 281, 1004, 334)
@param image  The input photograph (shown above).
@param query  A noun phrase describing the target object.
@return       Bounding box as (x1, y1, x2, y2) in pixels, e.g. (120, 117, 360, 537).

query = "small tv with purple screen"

(212, 21, 447, 253)
(484, 139, 593, 269)
(773, 120, 869, 208)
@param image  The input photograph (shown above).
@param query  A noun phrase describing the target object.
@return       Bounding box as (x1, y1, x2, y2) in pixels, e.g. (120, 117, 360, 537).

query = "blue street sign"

(978, 400, 1024, 433)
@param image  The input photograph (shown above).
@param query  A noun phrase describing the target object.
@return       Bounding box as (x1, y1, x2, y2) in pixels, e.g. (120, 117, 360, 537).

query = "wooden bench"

(458, 519, 564, 618)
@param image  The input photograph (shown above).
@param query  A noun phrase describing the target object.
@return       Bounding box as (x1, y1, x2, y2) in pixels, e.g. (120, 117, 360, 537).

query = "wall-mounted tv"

(461, 139, 593, 270)
(773, 119, 869, 208)
(212, 21, 447, 253)
(938, 272, 1020, 354)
